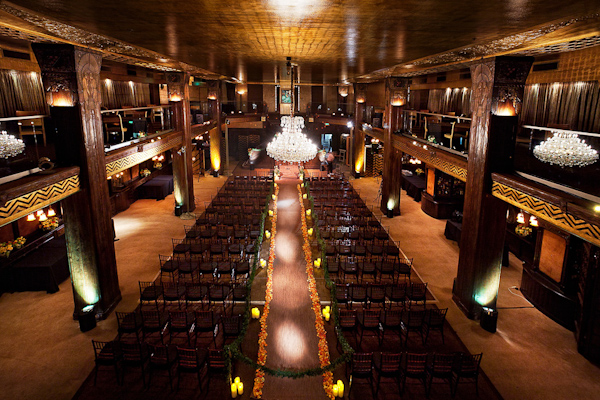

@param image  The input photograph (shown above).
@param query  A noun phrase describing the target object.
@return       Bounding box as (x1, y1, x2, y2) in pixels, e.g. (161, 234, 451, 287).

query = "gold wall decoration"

(492, 181, 600, 247)
(0, 174, 80, 227)
(105, 134, 183, 177)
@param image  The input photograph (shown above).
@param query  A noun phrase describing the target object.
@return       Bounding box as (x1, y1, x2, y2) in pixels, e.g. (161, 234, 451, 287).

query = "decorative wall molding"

(492, 181, 600, 247)
(0, 174, 80, 227)
(105, 133, 183, 176)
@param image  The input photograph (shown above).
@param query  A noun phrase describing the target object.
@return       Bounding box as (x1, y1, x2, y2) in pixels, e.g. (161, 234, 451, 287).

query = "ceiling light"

(0, 130, 25, 159)
(533, 131, 598, 167)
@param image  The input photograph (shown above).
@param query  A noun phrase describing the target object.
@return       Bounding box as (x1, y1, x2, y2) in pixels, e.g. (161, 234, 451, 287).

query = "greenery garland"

(224, 179, 355, 382)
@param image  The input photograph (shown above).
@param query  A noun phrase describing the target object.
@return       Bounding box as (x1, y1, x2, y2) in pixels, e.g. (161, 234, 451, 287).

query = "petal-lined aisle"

(256, 180, 330, 400)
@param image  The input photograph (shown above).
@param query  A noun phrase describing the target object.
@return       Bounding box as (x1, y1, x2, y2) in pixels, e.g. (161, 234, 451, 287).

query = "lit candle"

(323, 311, 330, 321)
(252, 307, 260, 319)
(325, 306, 331, 314)
(306, 209, 311, 217)
(231, 383, 238, 398)
(265, 230, 271, 239)
(237, 382, 244, 395)
(337, 380, 344, 397)
(272, 194, 276, 200)
(234, 377, 240, 383)
(260, 258, 266, 268)
(332, 384, 339, 397)
(308, 228, 313, 236)
(269, 210, 274, 216)
(303, 193, 307, 199)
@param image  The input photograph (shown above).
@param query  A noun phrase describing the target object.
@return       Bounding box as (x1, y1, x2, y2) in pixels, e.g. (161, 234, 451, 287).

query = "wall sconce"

(236, 83, 247, 95)
(391, 92, 406, 107)
(495, 100, 516, 116)
(207, 91, 218, 100)
(169, 90, 182, 102)
(48, 88, 75, 107)
(338, 86, 349, 97)
(356, 95, 366, 104)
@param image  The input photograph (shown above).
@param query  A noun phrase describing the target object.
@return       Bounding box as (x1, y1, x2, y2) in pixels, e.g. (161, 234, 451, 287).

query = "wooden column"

(208, 80, 222, 176)
(353, 83, 366, 177)
(453, 56, 533, 318)
(380, 78, 408, 215)
(168, 73, 195, 212)
(32, 44, 121, 319)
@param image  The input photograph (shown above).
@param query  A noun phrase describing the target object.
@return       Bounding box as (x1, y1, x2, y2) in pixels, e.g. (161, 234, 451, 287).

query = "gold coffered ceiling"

(1, 0, 600, 83)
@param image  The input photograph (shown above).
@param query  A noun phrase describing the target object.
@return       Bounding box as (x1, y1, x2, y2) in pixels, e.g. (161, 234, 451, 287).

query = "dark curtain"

(100, 80, 151, 109)
(427, 88, 471, 116)
(0, 69, 47, 117)
(520, 81, 600, 133)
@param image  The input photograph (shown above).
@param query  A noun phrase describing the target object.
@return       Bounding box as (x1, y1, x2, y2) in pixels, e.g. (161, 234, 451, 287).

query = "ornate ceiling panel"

(1, 0, 600, 83)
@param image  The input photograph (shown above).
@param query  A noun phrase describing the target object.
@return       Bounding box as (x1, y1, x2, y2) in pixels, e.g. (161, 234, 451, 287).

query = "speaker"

(480, 308, 498, 333)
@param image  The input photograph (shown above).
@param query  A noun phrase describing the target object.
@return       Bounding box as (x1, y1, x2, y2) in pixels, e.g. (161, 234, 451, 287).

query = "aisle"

(258, 181, 329, 400)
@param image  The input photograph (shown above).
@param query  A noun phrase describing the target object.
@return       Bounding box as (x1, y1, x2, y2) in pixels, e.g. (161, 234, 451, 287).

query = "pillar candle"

(231, 383, 238, 398)
(306, 209, 311, 217)
(303, 193, 307, 199)
(268, 210, 274, 216)
(265, 230, 271, 239)
(237, 382, 244, 395)
(332, 384, 339, 397)
(272, 194, 276, 200)
(323, 311, 330, 321)
(260, 258, 266, 267)
(308, 228, 313, 236)
(252, 307, 260, 319)
(337, 380, 344, 397)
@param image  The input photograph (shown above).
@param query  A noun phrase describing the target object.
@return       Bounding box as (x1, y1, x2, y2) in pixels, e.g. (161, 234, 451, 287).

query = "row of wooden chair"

(337, 307, 447, 349)
(139, 281, 248, 311)
(347, 351, 482, 398)
(92, 340, 228, 392)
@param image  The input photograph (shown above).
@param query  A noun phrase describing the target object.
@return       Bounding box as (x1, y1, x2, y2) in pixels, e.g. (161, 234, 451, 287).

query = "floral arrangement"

(298, 184, 335, 399)
(253, 184, 279, 399)
(140, 168, 151, 177)
(40, 216, 59, 232)
(273, 165, 281, 179)
(153, 162, 163, 170)
(427, 135, 438, 144)
(0, 237, 26, 258)
(415, 168, 424, 175)
(298, 165, 305, 180)
(515, 224, 532, 237)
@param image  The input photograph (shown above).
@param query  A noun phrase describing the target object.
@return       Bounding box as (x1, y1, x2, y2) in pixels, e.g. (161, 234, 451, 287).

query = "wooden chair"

(401, 309, 426, 346)
(116, 311, 142, 342)
(168, 310, 194, 345)
(444, 121, 457, 148)
(147, 343, 178, 390)
(400, 352, 428, 396)
(379, 309, 402, 346)
(367, 283, 386, 309)
(337, 309, 358, 351)
(375, 352, 402, 396)
(194, 310, 217, 347)
(205, 348, 227, 393)
(348, 352, 375, 398)
(92, 340, 121, 385)
(176, 347, 205, 392)
(423, 308, 448, 344)
(163, 282, 185, 309)
(120, 341, 150, 387)
(407, 282, 428, 308)
(141, 309, 169, 344)
(139, 281, 163, 310)
(221, 314, 242, 346)
(453, 352, 482, 397)
(426, 352, 457, 397)
(386, 282, 408, 309)
(358, 309, 381, 349)
(16, 110, 46, 146)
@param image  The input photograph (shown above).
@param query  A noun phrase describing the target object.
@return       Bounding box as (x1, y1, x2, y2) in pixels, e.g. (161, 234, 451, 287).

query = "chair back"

(141, 310, 164, 329)
(169, 310, 190, 329)
(207, 348, 226, 369)
(221, 315, 241, 336)
(148, 343, 174, 366)
(116, 311, 140, 331)
(407, 309, 426, 328)
(351, 284, 367, 300)
(426, 308, 447, 327)
(409, 282, 427, 299)
(431, 353, 456, 374)
(382, 309, 402, 327)
(120, 341, 147, 363)
(362, 310, 381, 328)
(387, 282, 407, 300)
(405, 352, 427, 374)
(351, 352, 374, 374)
(457, 353, 482, 376)
(380, 352, 402, 373)
(139, 281, 162, 299)
(339, 309, 357, 329)
(368, 284, 385, 301)
(177, 347, 201, 370)
(194, 310, 215, 331)
(92, 340, 119, 362)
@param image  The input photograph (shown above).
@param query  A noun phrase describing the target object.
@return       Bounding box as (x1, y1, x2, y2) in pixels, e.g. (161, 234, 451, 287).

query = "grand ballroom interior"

(1, 1, 600, 399)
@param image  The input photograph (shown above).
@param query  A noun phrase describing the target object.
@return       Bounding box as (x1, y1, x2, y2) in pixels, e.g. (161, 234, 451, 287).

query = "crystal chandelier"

(533, 131, 598, 168)
(267, 116, 318, 163)
(0, 130, 26, 159)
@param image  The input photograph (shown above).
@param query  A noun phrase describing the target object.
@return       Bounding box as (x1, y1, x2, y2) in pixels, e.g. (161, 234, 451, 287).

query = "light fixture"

(0, 130, 25, 159)
(517, 212, 525, 224)
(38, 212, 48, 222)
(533, 131, 598, 168)
(338, 86, 349, 97)
(36, 210, 44, 217)
(26, 214, 36, 222)
(529, 216, 538, 227)
(47, 207, 56, 217)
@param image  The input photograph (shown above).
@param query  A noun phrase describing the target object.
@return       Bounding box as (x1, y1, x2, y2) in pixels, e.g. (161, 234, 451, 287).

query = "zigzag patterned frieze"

(0, 175, 80, 227)
(395, 138, 467, 181)
(492, 181, 600, 247)
(105, 136, 182, 176)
